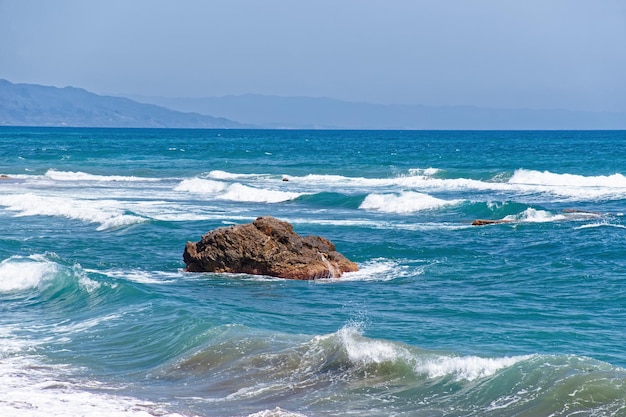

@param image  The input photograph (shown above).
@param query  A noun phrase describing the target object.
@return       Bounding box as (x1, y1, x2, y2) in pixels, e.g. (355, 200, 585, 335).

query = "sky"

(1, 0, 625, 112)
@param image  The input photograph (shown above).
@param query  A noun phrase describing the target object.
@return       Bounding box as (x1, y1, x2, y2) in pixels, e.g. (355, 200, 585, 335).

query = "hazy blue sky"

(1, 0, 625, 111)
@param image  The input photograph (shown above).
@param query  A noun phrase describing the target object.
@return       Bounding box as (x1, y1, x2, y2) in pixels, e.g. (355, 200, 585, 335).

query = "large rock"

(183, 216, 359, 280)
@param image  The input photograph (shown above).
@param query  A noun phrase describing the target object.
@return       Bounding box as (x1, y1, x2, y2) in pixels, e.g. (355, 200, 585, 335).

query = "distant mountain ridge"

(2, 79, 625, 130)
(133, 93, 626, 130)
(0, 79, 243, 128)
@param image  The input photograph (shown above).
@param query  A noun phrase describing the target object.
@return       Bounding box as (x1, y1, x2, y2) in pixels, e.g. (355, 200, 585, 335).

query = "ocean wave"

(100, 269, 183, 285)
(175, 178, 304, 203)
(0, 254, 103, 295)
(247, 408, 308, 417)
(45, 169, 159, 182)
(0, 354, 184, 417)
(323, 259, 415, 282)
(474, 207, 604, 226)
(191, 168, 626, 202)
(510, 169, 626, 188)
(327, 325, 531, 381)
(206, 170, 265, 180)
(359, 191, 463, 214)
(0, 193, 146, 231)
(174, 177, 227, 193)
(575, 222, 626, 230)
(407, 167, 441, 177)
(218, 183, 303, 203)
(509, 169, 626, 200)
(0, 254, 58, 292)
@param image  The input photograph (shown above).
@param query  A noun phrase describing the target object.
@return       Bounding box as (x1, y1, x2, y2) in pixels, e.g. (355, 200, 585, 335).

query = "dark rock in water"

(472, 219, 515, 226)
(183, 216, 359, 280)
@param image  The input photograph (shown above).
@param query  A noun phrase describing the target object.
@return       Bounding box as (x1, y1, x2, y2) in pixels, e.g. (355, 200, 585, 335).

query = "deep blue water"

(1, 127, 626, 416)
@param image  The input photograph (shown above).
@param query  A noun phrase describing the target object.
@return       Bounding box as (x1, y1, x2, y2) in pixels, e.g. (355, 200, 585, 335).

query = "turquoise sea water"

(1, 127, 626, 416)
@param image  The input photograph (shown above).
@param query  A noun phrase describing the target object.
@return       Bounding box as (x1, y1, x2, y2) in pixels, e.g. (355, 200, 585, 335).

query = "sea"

(1, 127, 626, 417)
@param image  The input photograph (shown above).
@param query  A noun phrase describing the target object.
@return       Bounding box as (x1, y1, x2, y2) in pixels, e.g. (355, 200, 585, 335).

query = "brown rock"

(472, 219, 515, 226)
(183, 216, 359, 279)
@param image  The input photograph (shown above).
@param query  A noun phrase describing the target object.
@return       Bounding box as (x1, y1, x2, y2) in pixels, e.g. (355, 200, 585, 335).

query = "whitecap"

(174, 177, 227, 193)
(509, 169, 626, 200)
(0, 355, 185, 417)
(413, 353, 533, 381)
(0, 193, 145, 231)
(575, 222, 626, 230)
(0, 254, 58, 292)
(322, 259, 416, 282)
(207, 170, 261, 180)
(326, 324, 532, 382)
(45, 169, 158, 182)
(217, 183, 303, 203)
(359, 191, 463, 214)
(247, 407, 309, 417)
(407, 167, 441, 177)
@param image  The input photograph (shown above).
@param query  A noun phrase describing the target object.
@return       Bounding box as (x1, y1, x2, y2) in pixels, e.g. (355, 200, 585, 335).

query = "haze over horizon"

(1, 0, 625, 113)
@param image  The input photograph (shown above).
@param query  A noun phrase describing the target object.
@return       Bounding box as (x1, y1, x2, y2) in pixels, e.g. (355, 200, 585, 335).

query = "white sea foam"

(0, 255, 58, 292)
(414, 353, 533, 381)
(207, 170, 262, 180)
(0, 355, 184, 417)
(175, 178, 303, 203)
(45, 169, 158, 182)
(575, 222, 626, 230)
(195, 168, 626, 202)
(503, 208, 602, 224)
(0, 194, 145, 231)
(510, 208, 567, 223)
(217, 183, 303, 203)
(326, 259, 415, 282)
(509, 169, 626, 188)
(333, 325, 531, 381)
(174, 178, 227, 194)
(407, 167, 441, 177)
(509, 169, 626, 200)
(247, 407, 309, 417)
(338, 325, 413, 365)
(101, 269, 182, 284)
(359, 191, 463, 214)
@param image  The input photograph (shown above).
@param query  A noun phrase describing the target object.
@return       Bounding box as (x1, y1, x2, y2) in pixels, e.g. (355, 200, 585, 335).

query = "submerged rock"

(183, 216, 359, 280)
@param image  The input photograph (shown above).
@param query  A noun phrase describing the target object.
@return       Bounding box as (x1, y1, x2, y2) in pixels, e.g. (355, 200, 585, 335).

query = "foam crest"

(509, 169, 626, 200)
(407, 167, 441, 177)
(338, 326, 413, 365)
(247, 408, 309, 417)
(218, 183, 303, 203)
(510, 169, 626, 188)
(101, 269, 181, 284)
(511, 208, 567, 223)
(414, 354, 533, 381)
(0, 255, 58, 292)
(359, 191, 462, 213)
(328, 259, 413, 282)
(45, 169, 157, 182)
(207, 170, 261, 180)
(0, 355, 184, 417)
(0, 194, 145, 231)
(333, 325, 531, 381)
(176, 178, 303, 203)
(174, 177, 227, 193)
(576, 222, 626, 230)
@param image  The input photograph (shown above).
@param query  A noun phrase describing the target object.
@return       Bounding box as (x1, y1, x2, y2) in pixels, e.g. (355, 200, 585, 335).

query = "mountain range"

(135, 94, 626, 130)
(0, 79, 242, 128)
(1, 79, 625, 130)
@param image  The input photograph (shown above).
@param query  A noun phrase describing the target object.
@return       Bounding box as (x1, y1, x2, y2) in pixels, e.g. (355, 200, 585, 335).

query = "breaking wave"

(359, 191, 463, 213)
(0, 193, 146, 231)
(175, 178, 304, 203)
